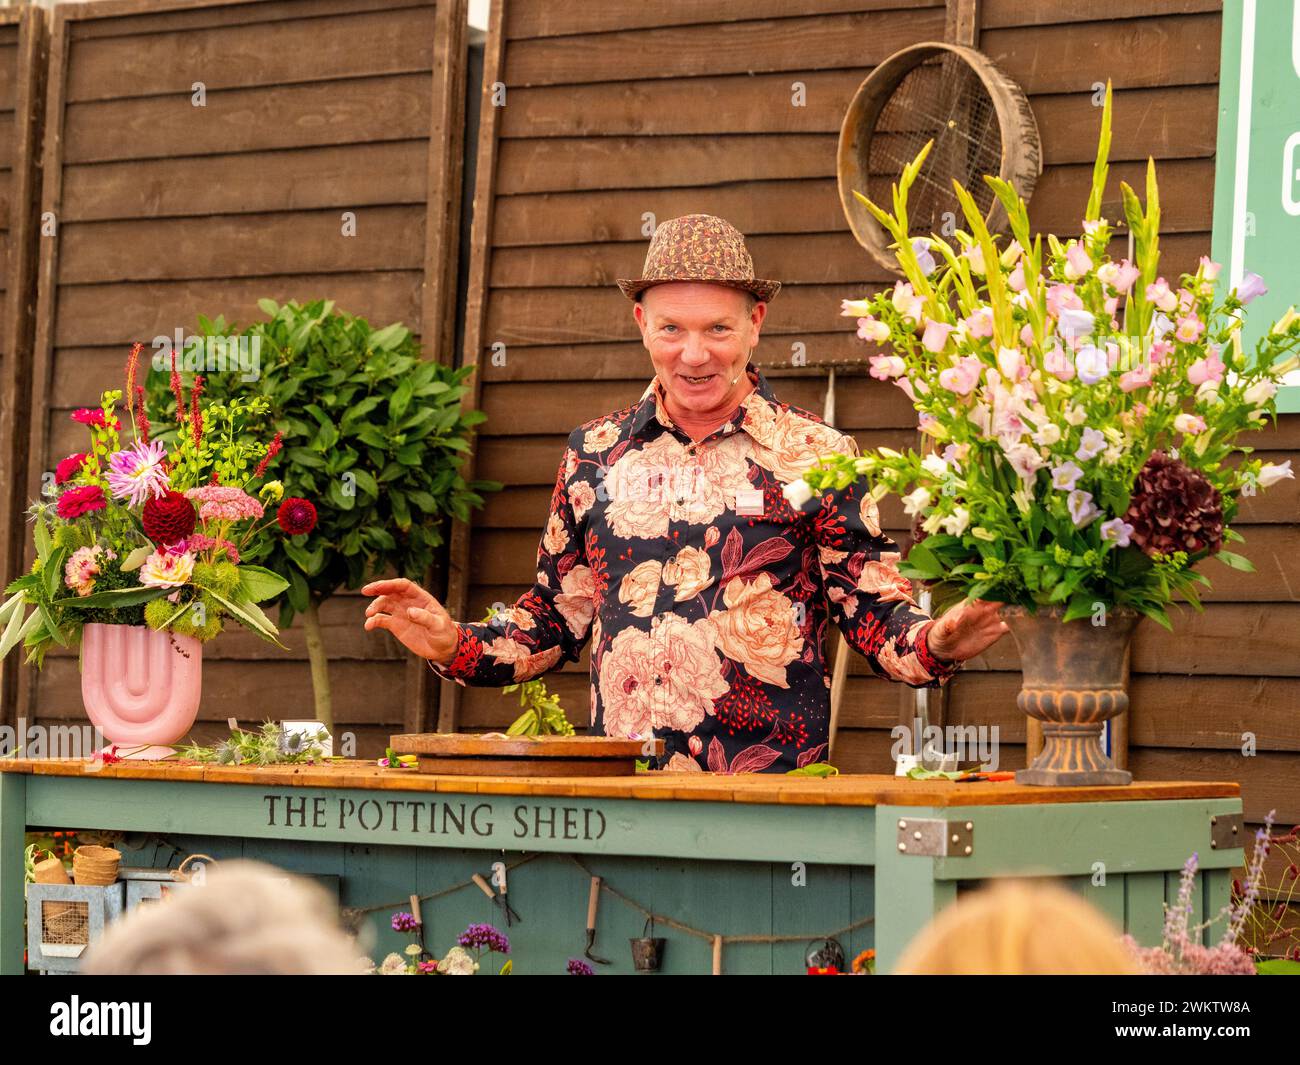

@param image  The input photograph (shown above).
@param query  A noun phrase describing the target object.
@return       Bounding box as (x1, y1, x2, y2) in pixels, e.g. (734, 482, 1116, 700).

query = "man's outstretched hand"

(361, 578, 458, 666)
(926, 598, 1009, 663)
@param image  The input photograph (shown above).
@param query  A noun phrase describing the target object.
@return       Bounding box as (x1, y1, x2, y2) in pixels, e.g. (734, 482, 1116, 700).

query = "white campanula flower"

(1258, 460, 1294, 488)
(901, 487, 932, 516)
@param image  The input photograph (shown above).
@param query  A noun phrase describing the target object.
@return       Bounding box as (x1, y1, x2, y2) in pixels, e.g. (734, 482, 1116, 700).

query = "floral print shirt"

(433, 367, 959, 773)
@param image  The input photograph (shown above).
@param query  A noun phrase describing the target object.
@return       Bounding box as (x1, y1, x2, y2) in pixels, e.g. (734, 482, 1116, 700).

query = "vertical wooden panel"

(0, 6, 46, 729)
(16, 0, 468, 745)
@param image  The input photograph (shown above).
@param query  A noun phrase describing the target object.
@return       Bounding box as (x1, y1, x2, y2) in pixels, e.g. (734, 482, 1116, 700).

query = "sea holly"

(790, 83, 1300, 627)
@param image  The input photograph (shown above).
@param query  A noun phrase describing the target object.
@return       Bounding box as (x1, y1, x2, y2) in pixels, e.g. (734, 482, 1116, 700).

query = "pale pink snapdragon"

(1198, 256, 1222, 281)
(856, 315, 891, 343)
(1119, 364, 1153, 392)
(1043, 343, 1076, 382)
(1046, 283, 1083, 318)
(1174, 413, 1207, 435)
(938, 355, 982, 396)
(921, 320, 955, 353)
(1148, 339, 1173, 365)
(1174, 314, 1205, 343)
(963, 306, 994, 338)
(868, 354, 906, 380)
(1145, 278, 1179, 312)
(1187, 348, 1226, 387)
(1063, 242, 1092, 281)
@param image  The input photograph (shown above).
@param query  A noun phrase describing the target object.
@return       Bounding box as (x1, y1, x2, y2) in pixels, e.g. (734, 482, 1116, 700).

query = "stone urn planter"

(1002, 606, 1137, 786)
(80, 623, 202, 753)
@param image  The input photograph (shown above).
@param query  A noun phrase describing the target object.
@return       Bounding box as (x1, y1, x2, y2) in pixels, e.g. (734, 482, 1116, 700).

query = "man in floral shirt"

(363, 215, 1008, 772)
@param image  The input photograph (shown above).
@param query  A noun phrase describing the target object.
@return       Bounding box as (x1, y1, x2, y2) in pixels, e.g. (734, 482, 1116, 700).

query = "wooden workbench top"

(0, 758, 1239, 808)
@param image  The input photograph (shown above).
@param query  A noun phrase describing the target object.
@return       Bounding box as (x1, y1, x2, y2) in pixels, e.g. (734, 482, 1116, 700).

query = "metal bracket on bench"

(1209, 813, 1244, 850)
(896, 817, 974, 857)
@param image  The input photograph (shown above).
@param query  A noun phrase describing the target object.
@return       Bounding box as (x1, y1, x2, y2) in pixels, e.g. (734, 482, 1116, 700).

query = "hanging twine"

(150, 835, 872, 950)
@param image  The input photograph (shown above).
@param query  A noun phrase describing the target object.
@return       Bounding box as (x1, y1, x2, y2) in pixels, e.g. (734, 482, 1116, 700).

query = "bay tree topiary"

(145, 299, 497, 732)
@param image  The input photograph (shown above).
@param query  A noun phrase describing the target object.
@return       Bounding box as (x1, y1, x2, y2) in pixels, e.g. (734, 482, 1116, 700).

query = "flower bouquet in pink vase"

(0, 344, 314, 756)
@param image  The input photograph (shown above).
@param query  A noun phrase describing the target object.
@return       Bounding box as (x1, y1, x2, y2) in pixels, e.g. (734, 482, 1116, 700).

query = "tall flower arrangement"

(786, 86, 1299, 626)
(0, 344, 301, 665)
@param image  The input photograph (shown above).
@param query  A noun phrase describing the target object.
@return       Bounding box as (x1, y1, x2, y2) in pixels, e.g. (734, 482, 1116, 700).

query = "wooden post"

(945, 0, 980, 48)
(440, 0, 506, 732)
(0, 5, 46, 730)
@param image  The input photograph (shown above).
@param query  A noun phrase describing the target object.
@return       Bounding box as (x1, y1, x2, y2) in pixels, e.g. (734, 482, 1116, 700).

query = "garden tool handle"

(586, 876, 601, 929)
(471, 873, 497, 901)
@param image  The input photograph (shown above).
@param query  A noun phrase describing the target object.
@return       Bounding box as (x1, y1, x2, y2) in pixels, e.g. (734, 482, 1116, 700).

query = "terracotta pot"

(80, 623, 202, 747)
(72, 844, 121, 885)
(1003, 606, 1137, 787)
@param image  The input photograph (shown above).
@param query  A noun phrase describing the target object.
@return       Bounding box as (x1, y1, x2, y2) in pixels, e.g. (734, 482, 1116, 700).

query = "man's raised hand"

(361, 578, 458, 666)
(926, 598, 1009, 663)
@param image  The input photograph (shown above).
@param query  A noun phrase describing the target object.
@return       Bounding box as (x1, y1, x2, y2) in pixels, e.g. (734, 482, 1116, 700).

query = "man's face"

(634, 282, 766, 416)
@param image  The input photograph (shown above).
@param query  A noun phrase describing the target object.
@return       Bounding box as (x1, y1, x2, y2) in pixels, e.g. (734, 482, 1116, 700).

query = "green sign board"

(1212, 0, 1300, 411)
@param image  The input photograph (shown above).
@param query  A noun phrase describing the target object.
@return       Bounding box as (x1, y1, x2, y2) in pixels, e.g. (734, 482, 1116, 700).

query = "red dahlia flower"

(277, 497, 317, 536)
(276, 496, 317, 538)
(143, 490, 197, 545)
(56, 484, 107, 519)
(55, 453, 87, 485)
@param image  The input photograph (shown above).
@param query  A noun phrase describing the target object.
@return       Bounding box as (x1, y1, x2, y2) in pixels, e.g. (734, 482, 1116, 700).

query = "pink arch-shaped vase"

(80, 623, 203, 746)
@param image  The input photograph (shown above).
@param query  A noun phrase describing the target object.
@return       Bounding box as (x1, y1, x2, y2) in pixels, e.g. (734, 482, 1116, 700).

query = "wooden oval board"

(388, 733, 663, 776)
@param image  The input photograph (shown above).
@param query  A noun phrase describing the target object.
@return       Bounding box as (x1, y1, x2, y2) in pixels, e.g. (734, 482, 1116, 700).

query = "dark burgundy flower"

(55, 453, 87, 485)
(277, 497, 317, 536)
(143, 489, 197, 546)
(1123, 451, 1225, 557)
(56, 484, 106, 519)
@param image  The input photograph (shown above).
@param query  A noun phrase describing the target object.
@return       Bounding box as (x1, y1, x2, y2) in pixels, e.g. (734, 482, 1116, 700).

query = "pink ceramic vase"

(80, 623, 203, 746)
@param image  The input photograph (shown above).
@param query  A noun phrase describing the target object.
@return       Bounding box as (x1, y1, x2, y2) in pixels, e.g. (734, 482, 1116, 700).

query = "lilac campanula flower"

(1100, 519, 1134, 547)
(1050, 461, 1084, 492)
(1236, 272, 1267, 304)
(1067, 489, 1100, 527)
(912, 238, 937, 276)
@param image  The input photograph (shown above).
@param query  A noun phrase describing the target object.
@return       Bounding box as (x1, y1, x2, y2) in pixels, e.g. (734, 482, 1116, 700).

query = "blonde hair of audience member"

(83, 860, 364, 975)
(894, 878, 1142, 975)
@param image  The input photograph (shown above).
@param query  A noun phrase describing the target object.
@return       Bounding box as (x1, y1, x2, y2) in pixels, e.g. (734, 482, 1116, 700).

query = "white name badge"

(735, 487, 765, 517)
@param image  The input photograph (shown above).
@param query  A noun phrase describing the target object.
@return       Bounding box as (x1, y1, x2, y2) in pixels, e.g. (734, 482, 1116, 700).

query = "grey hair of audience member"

(83, 859, 367, 975)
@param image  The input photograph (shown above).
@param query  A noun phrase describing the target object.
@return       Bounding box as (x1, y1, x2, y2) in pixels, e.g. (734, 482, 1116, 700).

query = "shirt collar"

(628, 366, 780, 443)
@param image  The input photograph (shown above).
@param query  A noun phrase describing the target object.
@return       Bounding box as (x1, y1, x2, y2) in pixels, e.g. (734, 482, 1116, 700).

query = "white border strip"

(1231, 0, 1258, 288)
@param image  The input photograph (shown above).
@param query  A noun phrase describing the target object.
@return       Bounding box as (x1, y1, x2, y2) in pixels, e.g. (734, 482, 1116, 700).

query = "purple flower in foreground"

(458, 922, 510, 954)
(1067, 489, 1100, 528)
(912, 238, 937, 276)
(391, 911, 419, 933)
(566, 957, 595, 976)
(1236, 272, 1267, 304)
(1051, 461, 1084, 492)
(1100, 518, 1134, 547)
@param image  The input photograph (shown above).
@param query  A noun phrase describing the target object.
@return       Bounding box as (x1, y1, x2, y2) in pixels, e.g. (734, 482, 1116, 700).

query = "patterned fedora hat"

(616, 214, 781, 302)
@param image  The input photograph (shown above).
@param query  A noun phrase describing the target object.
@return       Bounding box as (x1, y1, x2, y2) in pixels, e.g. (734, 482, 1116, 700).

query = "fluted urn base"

(1003, 606, 1138, 787)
